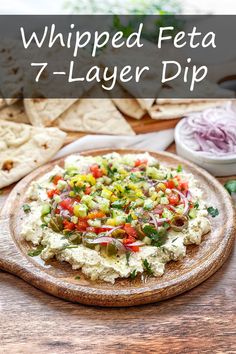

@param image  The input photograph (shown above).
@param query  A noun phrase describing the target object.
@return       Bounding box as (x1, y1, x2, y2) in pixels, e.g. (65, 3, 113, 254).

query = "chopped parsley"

(75, 276, 81, 280)
(207, 207, 219, 218)
(111, 200, 126, 209)
(126, 252, 131, 266)
(126, 214, 133, 223)
(143, 225, 167, 247)
(143, 259, 153, 275)
(28, 245, 45, 257)
(194, 201, 199, 209)
(130, 269, 137, 279)
(23, 204, 31, 213)
(176, 164, 183, 172)
(224, 180, 236, 195)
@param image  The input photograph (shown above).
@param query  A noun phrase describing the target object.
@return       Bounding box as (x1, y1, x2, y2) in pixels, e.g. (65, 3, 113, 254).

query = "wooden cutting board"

(0, 149, 235, 307)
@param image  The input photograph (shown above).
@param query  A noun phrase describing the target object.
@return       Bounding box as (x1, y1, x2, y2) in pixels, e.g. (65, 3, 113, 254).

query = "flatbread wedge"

(0, 121, 66, 189)
(149, 100, 229, 120)
(56, 87, 135, 136)
(24, 98, 77, 127)
(0, 101, 30, 124)
(111, 84, 146, 120)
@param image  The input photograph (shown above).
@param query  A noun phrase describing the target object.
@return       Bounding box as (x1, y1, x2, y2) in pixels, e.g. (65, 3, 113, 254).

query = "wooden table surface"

(0, 143, 235, 354)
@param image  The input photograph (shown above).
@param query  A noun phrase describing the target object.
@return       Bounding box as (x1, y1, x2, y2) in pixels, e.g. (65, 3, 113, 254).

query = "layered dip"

(21, 152, 211, 283)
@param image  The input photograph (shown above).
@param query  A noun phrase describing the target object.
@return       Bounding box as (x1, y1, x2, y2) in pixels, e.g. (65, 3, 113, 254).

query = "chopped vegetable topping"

(26, 153, 210, 277)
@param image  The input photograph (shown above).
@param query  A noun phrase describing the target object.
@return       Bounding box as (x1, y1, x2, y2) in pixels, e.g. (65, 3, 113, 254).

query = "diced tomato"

(168, 193, 180, 206)
(87, 211, 106, 219)
(52, 175, 63, 185)
(97, 226, 113, 233)
(76, 218, 89, 232)
(153, 205, 164, 215)
(165, 180, 175, 189)
(128, 246, 140, 252)
(123, 236, 136, 245)
(90, 164, 104, 178)
(85, 186, 92, 195)
(59, 198, 74, 214)
(124, 224, 137, 238)
(47, 189, 60, 199)
(134, 158, 148, 167)
(63, 220, 75, 231)
(179, 181, 188, 192)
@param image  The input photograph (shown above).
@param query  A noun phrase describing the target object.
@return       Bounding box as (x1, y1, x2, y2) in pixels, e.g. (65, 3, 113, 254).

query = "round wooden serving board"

(0, 149, 235, 307)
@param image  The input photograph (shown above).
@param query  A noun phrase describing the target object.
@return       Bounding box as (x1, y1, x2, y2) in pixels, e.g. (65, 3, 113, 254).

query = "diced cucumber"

(41, 204, 51, 216)
(189, 208, 197, 219)
(160, 197, 169, 205)
(143, 199, 154, 210)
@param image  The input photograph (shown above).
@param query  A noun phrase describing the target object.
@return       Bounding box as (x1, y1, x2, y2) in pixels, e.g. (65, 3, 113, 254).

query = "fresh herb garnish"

(75, 276, 81, 280)
(111, 199, 126, 209)
(194, 201, 199, 209)
(61, 245, 78, 250)
(23, 204, 31, 213)
(40, 223, 47, 229)
(28, 245, 45, 257)
(207, 207, 219, 218)
(172, 237, 178, 243)
(130, 269, 137, 279)
(224, 180, 236, 195)
(143, 225, 167, 247)
(126, 252, 131, 266)
(177, 164, 183, 172)
(143, 259, 153, 275)
(126, 214, 133, 223)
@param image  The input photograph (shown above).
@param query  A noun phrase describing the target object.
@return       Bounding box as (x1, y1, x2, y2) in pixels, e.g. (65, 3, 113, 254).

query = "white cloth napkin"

(53, 129, 174, 160)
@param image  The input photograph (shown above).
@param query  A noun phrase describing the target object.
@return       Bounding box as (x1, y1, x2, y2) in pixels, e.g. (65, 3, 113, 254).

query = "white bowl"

(175, 119, 236, 177)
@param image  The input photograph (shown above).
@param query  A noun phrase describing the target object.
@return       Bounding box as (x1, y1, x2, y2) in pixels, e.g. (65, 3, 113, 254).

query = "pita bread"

(0, 40, 24, 103)
(0, 101, 29, 124)
(0, 98, 6, 109)
(56, 86, 135, 136)
(137, 99, 155, 110)
(156, 79, 234, 104)
(111, 84, 146, 120)
(24, 98, 77, 127)
(149, 100, 229, 120)
(0, 121, 66, 189)
(100, 41, 162, 100)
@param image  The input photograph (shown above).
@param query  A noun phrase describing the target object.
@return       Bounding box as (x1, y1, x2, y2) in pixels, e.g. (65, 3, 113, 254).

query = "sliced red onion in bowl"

(180, 102, 236, 156)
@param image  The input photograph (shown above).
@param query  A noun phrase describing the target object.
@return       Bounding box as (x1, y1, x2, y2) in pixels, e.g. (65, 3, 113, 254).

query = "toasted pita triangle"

(24, 98, 77, 127)
(56, 86, 135, 136)
(111, 84, 146, 120)
(0, 101, 29, 124)
(149, 100, 229, 120)
(0, 121, 66, 188)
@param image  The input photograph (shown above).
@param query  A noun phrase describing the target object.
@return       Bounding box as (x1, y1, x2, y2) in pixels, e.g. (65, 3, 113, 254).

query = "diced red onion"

(150, 213, 169, 227)
(181, 102, 236, 156)
(173, 188, 189, 215)
(89, 236, 114, 244)
(126, 241, 145, 247)
(105, 226, 123, 236)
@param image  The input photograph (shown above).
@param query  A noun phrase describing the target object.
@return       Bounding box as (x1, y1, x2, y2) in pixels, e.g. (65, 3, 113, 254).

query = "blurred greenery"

(64, 0, 182, 14)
